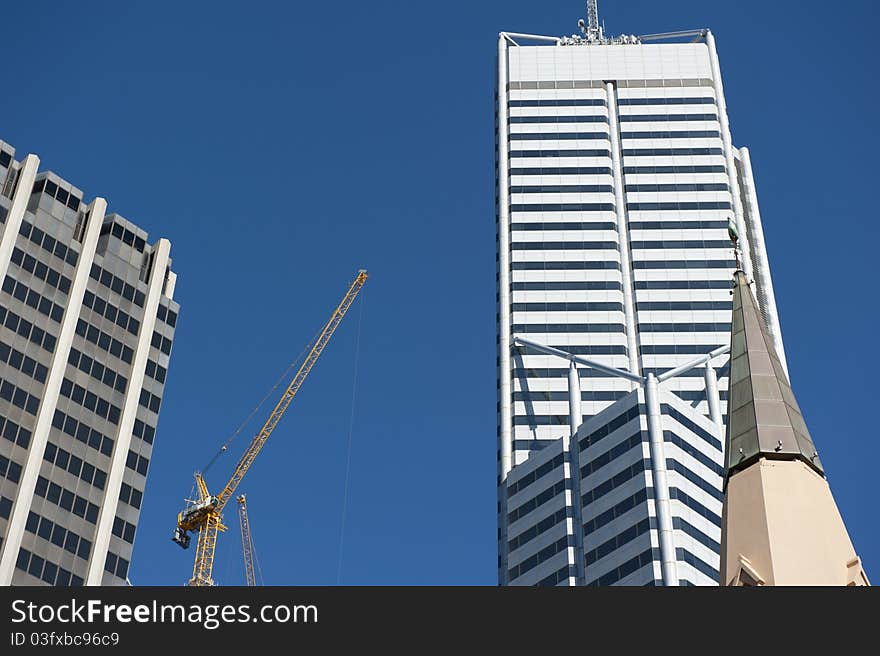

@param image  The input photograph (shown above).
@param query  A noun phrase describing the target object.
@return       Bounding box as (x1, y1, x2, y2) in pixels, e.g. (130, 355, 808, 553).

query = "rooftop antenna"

(579, 0, 604, 42)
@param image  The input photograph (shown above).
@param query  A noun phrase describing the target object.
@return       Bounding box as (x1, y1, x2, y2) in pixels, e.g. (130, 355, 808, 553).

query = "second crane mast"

(237, 495, 257, 587)
(173, 270, 368, 586)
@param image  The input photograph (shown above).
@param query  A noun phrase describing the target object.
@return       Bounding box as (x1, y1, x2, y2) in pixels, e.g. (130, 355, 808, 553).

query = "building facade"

(496, 14, 785, 585)
(0, 139, 179, 585)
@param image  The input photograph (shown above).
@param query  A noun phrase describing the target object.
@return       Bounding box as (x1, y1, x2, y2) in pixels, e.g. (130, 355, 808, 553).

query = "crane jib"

(176, 270, 368, 586)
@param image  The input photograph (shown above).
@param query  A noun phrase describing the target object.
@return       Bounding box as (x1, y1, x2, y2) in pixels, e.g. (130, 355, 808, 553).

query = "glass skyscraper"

(496, 12, 785, 585)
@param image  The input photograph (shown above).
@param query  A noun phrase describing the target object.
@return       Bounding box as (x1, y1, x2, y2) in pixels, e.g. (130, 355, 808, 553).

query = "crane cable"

(200, 321, 327, 475)
(336, 287, 366, 584)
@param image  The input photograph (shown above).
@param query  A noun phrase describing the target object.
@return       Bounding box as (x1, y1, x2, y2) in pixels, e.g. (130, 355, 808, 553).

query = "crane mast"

(237, 495, 257, 587)
(174, 270, 368, 586)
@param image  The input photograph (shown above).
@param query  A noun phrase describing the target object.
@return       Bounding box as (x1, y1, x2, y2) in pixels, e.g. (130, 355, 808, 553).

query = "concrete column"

(0, 198, 106, 584)
(704, 364, 723, 432)
(605, 82, 640, 381)
(566, 362, 586, 583)
(644, 374, 678, 586)
(496, 34, 513, 585)
(738, 146, 788, 377)
(705, 30, 753, 279)
(0, 155, 39, 280)
(86, 240, 171, 585)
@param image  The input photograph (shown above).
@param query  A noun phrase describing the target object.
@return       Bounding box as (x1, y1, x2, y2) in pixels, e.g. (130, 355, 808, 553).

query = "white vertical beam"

(605, 82, 641, 381)
(644, 374, 678, 586)
(0, 155, 39, 280)
(705, 30, 753, 280)
(0, 198, 106, 585)
(86, 239, 170, 585)
(567, 362, 586, 584)
(738, 146, 788, 377)
(496, 33, 513, 586)
(497, 34, 513, 480)
(704, 364, 723, 432)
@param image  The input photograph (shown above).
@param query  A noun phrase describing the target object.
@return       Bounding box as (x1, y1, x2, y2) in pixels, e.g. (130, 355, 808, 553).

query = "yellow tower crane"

(236, 495, 257, 587)
(172, 270, 368, 586)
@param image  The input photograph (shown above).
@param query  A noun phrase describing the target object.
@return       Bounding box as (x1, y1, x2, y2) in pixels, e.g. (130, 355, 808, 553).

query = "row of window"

(513, 391, 628, 403)
(513, 415, 570, 427)
(620, 113, 718, 123)
(628, 219, 729, 230)
(510, 166, 612, 176)
(508, 479, 570, 524)
(511, 367, 619, 379)
(516, 342, 628, 357)
(509, 98, 606, 107)
(68, 347, 128, 395)
(509, 534, 572, 582)
(512, 323, 625, 333)
(75, 318, 135, 365)
(511, 261, 621, 271)
(119, 482, 143, 510)
(2, 275, 65, 322)
(676, 547, 719, 580)
(18, 219, 79, 267)
(0, 453, 22, 483)
(624, 165, 725, 174)
(512, 185, 614, 194)
(510, 132, 609, 141)
(583, 488, 650, 535)
(582, 458, 649, 507)
(156, 303, 178, 328)
(511, 281, 623, 291)
(665, 406, 724, 452)
(664, 432, 724, 476)
(16, 547, 84, 586)
(580, 432, 644, 479)
(536, 564, 573, 586)
(101, 221, 146, 253)
(622, 130, 720, 140)
(139, 388, 162, 414)
(151, 331, 172, 356)
(511, 203, 615, 212)
(0, 305, 57, 352)
(51, 409, 115, 458)
(510, 148, 611, 158)
(11, 246, 72, 295)
(0, 376, 41, 415)
(640, 343, 730, 355)
(0, 340, 48, 384)
(126, 449, 150, 477)
(34, 475, 100, 524)
(60, 378, 121, 425)
(510, 115, 608, 124)
(104, 551, 130, 580)
(508, 453, 565, 496)
(44, 441, 108, 491)
(586, 547, 657, 586)
(508, 508, 569, 554)
(31, 178, 82, 212)
(512, 241, 619, 251)
(626, 183, 728, 192)
(144, 358, 168, 385)
(512, 301, 623, 312)
(112, 516, 136, 543)
(667, 459, 722, 501)
(133, 418, 156, 445)
(636, 300, 732, 311)
(674, 517, 720, 553)
(585, 517, 652, 566)
(634, 279, 732, 290)
(623, 147, 723, 157)
(89, 264, 146, 307)
(629, 202, 732, 211)
(0, 415, 31, 449)
(25, 510, 92, 560)
(639, 321, 731, 333)
(669, 487, 721, 527)
(632, 260, 735, 269)
(82, 289, 140, 336)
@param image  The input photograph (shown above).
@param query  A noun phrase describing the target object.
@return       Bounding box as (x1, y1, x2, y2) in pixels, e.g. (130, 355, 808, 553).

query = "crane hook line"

(336, 287, 365, 585)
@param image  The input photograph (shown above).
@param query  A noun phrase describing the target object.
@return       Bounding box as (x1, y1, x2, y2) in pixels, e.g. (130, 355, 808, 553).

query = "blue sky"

(2, 0, 877, 585)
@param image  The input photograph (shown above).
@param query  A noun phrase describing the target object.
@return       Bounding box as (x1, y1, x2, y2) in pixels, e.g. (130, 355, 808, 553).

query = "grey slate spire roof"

(726, 270, 823, 477)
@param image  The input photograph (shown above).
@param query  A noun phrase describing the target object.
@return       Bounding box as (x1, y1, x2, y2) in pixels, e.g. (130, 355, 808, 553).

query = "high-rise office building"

(0, 139, 179, 585)
(496, 5, 786, 585)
